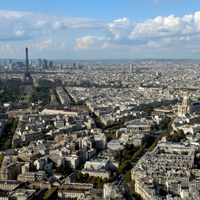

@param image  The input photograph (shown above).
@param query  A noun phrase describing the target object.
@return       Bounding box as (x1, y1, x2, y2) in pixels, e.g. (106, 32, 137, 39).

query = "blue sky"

(1, 0, 200, 59)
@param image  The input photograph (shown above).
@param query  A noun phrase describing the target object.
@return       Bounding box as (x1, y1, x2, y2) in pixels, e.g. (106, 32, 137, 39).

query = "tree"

(97, 183, 103, 189)
(181, 151, 188, 155)
(43, 187, 58, 200)
(0, 154, 5, 167)
(125, 170, 132, 183)
(90, 177, 97, 184)
(178, 129, 184, 135)
(84, 173, 89, 179)
(80, 164, 84, 170)
(93, 177, 97, 181)
(77, 172, 83, 180)
(159, 149, 165, 154)
(121, 158, 126, 163)
(103, 177, 108, 183)
(118, 160, 131, 174)
(13, 144, 21, 148)
(122, 149, 128, 157)
(97, 177, 102, 184)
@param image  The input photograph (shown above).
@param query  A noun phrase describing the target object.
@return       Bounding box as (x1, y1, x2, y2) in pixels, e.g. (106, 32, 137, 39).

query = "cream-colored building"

(135, 178, 156, 200)
(9, 189, 36, 200)
(94, 133, 107, 149)
(0, 163, 23, 180)
(17, 171, 46, 182)
(84, 159, 119, 171)
(0, 180, 22, 191)
(81, 168, 111, 179)
(103, 183, 126, 200)
(58, 190, 85, 199)
(62, 183, 93, 190)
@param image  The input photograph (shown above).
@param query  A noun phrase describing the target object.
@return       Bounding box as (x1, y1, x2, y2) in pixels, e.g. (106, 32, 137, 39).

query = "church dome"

(182, 91, 191, 107)
(183, 91, 190, 100)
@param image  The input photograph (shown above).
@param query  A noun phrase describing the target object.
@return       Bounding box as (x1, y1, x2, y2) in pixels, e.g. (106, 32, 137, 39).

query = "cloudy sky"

(1, 0, 200, 59)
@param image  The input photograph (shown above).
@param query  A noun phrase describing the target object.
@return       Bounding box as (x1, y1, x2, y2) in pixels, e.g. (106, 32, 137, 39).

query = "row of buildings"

(131, 134, 200, 199)
(12, 107, 95, 146)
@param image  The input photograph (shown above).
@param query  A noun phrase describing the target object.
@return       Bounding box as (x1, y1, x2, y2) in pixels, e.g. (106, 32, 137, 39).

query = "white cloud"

(36, 21, 47, 27)
(149, 0, 160, 5)
(31, 39, 66, 51)
(190, 49, 199, 53)
(75, 36, 107, 50)
(58, 43, 66, 49)
(1, 9, 200, 47)
(162, 37, 171, 43)
(15, 30, 25, 36)
(52, 21, 67, 30)
(125, 11, 200, 50)
(147, 40, 161, 48)
(2, 10, 200, 57)
(129, 14, 183, 40)
(182, 14, 193, 23)
(1, 43, 14, 52)
(108, 18, 136, 40)
(0, 10, 107, 41)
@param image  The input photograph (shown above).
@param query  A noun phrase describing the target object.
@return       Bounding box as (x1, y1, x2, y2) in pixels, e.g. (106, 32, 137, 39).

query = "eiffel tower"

(20, 47, 35, 92)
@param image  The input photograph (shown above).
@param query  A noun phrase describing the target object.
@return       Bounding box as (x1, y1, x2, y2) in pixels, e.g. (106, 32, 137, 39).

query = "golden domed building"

(178, 91, 192, 115)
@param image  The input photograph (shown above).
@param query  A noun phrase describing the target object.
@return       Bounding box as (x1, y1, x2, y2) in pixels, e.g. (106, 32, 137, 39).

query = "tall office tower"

(41, 63, 45, 69)
(36, 59, 42, 68)
(3, 60, 6, 67)
(59, 64, 62, 69)
(43, 59, 48, 69)
(17, 62, 23, 70)
(8, 59, 12, 64)
(156, 72, 161, 77)
(10, 63, 14, 70)
(29, 61, 32, 69)
(130, 64, 133, 73)
(72, 62, 76, 69)
(48, 61, 53, 68)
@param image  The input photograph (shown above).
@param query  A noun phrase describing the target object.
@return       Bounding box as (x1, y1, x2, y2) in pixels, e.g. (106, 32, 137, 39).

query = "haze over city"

(1, 0, 200, 59)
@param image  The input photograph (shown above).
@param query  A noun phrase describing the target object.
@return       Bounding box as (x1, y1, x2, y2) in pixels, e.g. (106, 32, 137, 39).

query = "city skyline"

(1, 0, 200, 59)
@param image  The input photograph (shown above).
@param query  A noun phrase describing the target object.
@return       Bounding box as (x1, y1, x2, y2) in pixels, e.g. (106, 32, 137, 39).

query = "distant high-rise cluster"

(35, 58, 53, 69)
(2, 59, 13, 70)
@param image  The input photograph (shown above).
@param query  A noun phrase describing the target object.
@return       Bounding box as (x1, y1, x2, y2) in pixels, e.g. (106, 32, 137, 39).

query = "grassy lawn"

(21, 92, 31, 103)
(24, 93, 30, 96)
